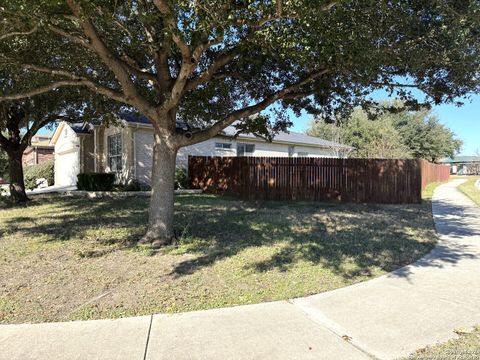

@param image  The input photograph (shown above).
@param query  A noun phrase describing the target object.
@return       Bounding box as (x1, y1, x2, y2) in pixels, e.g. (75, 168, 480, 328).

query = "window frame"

(288, 145, 295, 157)
(215, 142, 232, 150)
(107, 133, 123, 173)
(237, 143, 255, 157)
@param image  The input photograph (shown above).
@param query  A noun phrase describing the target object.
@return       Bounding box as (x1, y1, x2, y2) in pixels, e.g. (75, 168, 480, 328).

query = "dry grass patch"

(1, 194, 437, 324)
(403, 326, 480, 359)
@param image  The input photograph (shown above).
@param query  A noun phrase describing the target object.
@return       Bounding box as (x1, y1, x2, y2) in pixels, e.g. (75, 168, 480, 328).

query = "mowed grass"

(422, 181, 445, 200)
(403, 326, 480, 359)
(458, 176, 480, 206)
(0, 194, 437, 324)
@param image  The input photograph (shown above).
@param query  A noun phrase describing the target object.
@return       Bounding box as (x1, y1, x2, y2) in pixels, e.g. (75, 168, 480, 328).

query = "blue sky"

(290, 93, 480, 156)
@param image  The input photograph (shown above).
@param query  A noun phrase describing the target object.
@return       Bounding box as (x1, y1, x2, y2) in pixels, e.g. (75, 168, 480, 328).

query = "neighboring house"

(50, 115, 352, 187)
(22, 134, 54, 166)
(440, 156, 480, 175)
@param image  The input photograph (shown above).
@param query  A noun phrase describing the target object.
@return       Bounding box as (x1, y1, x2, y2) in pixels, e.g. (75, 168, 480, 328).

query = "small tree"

(393, 109, 462, 162)
(308, 102, 462, 160)
(1, 1, 479, 245)
(0, 71, 118, 203)
(307, 108, 411, 159)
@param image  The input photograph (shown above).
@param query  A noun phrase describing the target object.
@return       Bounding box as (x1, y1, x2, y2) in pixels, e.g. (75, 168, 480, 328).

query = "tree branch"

(179, 69, 329, 147)
(0, 66, 127, 104)
(371, 82, 420, 89)
(20, 116, 57, 150)
(0, 81, 83, 101)
(66, 0, 155, 116)
(48, 25, 94, 50)
(152, 0, 191, 60)
(184, 51, 238, 92)
(119, 54, 158, 82)
(152, 0, 210, 112)
(0, 24, 38, 41)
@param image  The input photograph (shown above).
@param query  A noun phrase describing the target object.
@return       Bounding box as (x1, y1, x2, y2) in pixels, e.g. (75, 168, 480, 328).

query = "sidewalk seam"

(143, 315, 153, 360)
(288, 300, 381, 360)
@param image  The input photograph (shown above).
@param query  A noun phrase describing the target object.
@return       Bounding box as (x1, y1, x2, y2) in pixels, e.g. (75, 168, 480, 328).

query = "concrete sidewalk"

(1, 179, 479, 360)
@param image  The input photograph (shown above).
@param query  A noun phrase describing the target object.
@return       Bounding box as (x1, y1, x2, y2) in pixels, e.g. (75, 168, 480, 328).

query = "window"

(297, 152, 309, 157)
(288, 146, 295, 157)
(108, 134, 122, 172)
(237, 143, 255, 156)
(215, 142, 232, 150)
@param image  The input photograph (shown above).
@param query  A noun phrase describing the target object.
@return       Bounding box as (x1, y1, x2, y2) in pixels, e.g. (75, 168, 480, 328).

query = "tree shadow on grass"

(1, 195, 150, 254)
(3, 194, 476, 282)
(169, 199, 446, 281)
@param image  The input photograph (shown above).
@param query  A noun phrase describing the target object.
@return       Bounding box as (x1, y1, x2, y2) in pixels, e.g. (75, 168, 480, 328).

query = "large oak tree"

(1, 1, 479, 245)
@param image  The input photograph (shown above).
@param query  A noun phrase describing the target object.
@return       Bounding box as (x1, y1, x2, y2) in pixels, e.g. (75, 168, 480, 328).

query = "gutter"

(216, 134, 353, 151)
(124, 120, 353, 151)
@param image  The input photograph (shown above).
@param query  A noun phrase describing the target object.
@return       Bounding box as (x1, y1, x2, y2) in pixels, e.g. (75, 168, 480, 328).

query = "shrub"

(175, 167, 188, 189)
(24, 160, 54, 190)
(77, 173, 115, 191)
(114, 179, 151, 192)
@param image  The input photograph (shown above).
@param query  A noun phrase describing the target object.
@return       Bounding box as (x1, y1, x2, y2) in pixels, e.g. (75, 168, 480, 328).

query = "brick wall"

(22, 147, 54, 166)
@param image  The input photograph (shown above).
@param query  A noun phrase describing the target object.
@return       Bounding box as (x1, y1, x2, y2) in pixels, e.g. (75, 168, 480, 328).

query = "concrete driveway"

(1, 179, 479, 360)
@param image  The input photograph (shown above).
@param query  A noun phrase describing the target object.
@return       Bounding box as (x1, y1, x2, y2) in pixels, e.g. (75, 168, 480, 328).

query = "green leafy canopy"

(0, 0, 479, 143)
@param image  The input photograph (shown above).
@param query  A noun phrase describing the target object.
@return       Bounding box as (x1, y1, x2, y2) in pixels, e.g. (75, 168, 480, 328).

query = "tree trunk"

(7, 149, 28, 203)
(141, 139, 177, 247)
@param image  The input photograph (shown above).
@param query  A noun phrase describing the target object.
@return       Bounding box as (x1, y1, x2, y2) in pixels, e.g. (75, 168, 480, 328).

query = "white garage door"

(55, 150, 80, 186)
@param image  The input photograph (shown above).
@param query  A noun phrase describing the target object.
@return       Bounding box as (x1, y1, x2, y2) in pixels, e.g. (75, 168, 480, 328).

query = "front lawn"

(0, 194, 437, 324)
(458, 176, 480, 206)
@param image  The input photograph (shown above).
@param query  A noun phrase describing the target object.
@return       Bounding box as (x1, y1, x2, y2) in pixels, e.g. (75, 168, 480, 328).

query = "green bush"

(24, 160, 54, 190)
(175, 167, 189, 189)
(77, 173, 115, 191)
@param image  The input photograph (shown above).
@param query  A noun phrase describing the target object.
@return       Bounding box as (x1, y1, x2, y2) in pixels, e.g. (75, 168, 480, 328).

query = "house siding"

(176, 138, 236, 168)
(80, 135, 95, 173)
(54, 122, 345, 187)
(135, 128, 154, 184)
(242, 140, 335, 158)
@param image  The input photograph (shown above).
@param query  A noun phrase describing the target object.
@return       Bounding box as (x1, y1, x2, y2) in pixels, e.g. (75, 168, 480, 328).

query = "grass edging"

(458, 177, 480, 206)
(402, 326, 480, 359)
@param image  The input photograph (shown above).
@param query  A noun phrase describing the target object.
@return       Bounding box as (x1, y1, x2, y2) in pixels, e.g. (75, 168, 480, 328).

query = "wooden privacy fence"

(188, 156, 450, 204)
(420, 160, 450, 191)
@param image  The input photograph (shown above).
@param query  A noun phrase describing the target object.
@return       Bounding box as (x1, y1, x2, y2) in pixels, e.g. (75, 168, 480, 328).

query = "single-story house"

(22, 134, 54, 166)
(50, 114, 352, 187)
(440, 156, 480, 175)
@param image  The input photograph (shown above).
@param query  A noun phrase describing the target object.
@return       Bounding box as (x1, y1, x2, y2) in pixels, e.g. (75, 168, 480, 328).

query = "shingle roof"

(119, 113, 190, 131)
(119, 114, 352, 149)
(441, 156, 480, 164)
(70, 122, 94, 134)
(221, 125, 352, 149)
